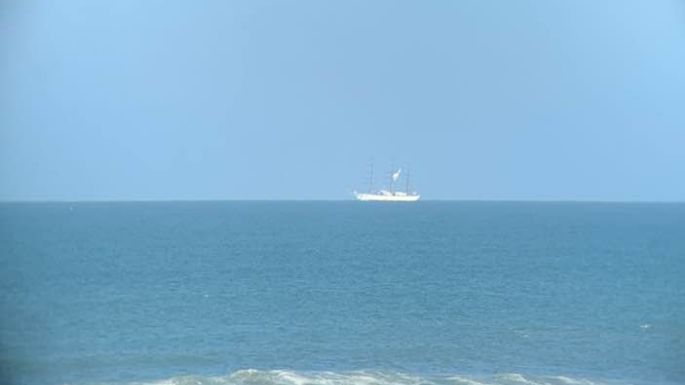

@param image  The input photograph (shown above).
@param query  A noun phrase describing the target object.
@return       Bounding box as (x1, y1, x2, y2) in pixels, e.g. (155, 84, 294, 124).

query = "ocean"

(0, 202, 683, 385)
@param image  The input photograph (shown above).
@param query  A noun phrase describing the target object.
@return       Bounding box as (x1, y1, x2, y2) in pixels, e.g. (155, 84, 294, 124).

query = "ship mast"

(368, 161, 374, 193)
(390, 167, 401, 195)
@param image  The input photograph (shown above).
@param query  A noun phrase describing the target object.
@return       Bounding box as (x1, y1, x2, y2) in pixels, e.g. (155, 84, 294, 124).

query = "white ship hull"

(354, 192, 420, 202)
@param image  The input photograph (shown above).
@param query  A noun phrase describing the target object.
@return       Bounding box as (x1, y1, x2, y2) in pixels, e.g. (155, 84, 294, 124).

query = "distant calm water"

(0, 202, 683, 385)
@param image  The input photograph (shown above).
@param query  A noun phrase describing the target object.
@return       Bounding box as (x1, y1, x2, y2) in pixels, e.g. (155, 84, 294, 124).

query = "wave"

(113, 369, 619, 385)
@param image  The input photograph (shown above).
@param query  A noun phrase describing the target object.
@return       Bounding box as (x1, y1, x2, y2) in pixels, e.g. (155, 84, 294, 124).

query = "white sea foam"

(109, 370, 624, 385)
(548, 376, 596, 385)
(448, 375, 490, 385)
(496, 373, 547, 385)
(229, 370, 426, 385)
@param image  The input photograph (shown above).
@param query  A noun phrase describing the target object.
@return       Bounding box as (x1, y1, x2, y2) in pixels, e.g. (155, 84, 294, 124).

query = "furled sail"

(392, 169, 402, 182)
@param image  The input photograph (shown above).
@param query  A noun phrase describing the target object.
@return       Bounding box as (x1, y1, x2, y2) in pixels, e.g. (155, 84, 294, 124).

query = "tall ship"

(354, 165, 420, 202)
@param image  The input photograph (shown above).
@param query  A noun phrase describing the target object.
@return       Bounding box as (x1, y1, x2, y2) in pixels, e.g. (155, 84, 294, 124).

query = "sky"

(1, 0, 685, 201)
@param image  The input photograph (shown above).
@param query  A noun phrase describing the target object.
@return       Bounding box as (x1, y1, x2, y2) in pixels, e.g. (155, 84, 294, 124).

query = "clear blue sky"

(2, 0, 684, 201)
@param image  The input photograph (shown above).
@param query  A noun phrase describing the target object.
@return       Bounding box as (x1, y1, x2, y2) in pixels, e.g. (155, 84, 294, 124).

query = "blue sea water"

(0, 202, 683, 385)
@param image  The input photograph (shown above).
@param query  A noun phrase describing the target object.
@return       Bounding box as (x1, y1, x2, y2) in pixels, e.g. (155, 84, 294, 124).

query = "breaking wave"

(112, 369, 621, 385)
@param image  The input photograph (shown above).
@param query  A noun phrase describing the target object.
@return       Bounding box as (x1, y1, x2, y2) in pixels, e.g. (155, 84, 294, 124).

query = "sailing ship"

(354, 165, 420, 202)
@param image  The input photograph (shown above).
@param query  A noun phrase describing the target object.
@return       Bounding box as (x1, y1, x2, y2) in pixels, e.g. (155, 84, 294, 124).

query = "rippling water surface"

(0, 202, 683, 385)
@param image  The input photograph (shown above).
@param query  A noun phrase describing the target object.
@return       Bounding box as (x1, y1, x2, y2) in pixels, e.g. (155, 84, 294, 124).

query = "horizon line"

(0, 198, 683, 204)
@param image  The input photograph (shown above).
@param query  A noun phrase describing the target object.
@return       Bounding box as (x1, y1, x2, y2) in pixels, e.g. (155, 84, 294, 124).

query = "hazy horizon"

(2, 1, 685, 201)
(2, 198, 684, 204)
